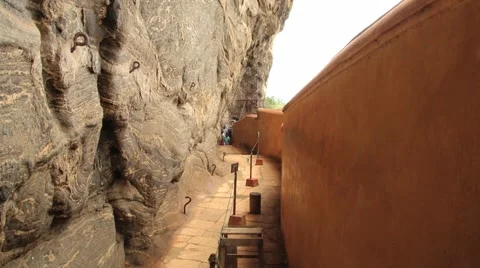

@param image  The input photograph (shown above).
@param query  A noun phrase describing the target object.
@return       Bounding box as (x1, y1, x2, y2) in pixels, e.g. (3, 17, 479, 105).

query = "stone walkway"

(157, 146, 287, 268)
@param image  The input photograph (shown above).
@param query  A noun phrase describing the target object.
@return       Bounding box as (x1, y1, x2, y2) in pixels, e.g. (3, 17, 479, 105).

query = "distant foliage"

(264, 96, 286, 109)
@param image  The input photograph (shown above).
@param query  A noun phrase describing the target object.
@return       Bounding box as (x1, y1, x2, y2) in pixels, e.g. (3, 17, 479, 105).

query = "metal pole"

(250, 132, 259, 178)
(256, 132, 260, 160)
(233, 170, 237, 215)
(249, 153, 253, 180)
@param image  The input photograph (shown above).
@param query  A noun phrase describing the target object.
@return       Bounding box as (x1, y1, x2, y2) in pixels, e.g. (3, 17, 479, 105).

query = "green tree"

(264, 96, 286, 109)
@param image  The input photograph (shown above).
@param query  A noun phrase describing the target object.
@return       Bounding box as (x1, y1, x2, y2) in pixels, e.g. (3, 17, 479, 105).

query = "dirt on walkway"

(157, 146, 287, 268)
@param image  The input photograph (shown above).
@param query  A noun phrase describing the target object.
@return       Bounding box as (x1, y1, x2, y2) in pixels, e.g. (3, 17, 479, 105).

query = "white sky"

(266, 0, 402, 102)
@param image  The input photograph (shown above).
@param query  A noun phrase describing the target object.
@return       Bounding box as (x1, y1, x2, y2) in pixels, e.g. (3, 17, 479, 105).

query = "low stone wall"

(281, 0, 480, 267)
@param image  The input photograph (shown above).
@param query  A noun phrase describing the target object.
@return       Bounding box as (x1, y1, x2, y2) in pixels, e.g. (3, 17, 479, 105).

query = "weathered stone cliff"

(0, 0, 291, 266)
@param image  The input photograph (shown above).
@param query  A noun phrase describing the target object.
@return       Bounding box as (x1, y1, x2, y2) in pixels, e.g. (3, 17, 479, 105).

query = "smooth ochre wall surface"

(257, 109, 283, 160)
(281, 0, 480, 267)
(232, 114, 258, 150)
(232, 110, 284, 159)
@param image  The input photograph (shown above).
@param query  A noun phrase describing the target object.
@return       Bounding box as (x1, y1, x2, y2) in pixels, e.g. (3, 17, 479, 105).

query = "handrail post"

(249, 132, 260, 179)
(255, 132, 260, 153)
(245, 132, 261, 188)
(233, 169, 237, 215)
(249, 152, 253, 180)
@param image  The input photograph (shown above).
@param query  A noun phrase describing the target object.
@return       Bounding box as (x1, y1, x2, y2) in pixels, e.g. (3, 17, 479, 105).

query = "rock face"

(4, 205, 125, 268)
(0, 0, 291, 266)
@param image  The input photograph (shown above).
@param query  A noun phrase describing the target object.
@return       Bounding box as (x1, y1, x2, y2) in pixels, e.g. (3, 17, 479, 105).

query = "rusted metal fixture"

(245, 132, 260, 187)
(257, 132, 260, 159)
(71, 32, 89, 53)
(211, 164, 216, 176)
(255, 132, 263, 165)
(190, 82, 196, 89)
(231, 162, 239, 215)
(249, 132, 260, 180)
(129, 61, 140, 73)
(249, 152, 253, 180)
(183, 196, 192, 214)
(222, 152, 227, 161)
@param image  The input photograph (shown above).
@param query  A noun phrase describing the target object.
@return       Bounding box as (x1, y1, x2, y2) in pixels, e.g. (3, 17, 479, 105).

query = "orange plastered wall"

(281, 0, 480, 267)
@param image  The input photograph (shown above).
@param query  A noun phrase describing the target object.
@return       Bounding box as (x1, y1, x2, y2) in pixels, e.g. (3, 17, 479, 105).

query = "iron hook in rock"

(190, 82, 196, 89)
(222, 152, 227, 161)
(130, 61, 140, 73)
(184, 196, 192, 214)
(71, 32, 89, 53)
(211, 164, 216, 176)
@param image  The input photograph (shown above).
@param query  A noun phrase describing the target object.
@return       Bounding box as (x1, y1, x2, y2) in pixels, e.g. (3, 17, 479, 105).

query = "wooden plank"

(220, 237, 263, 247)
(219, 244, 226, 268)
(259, 241, 265, 268)
(221, 227, 262, 235)
(226, 246, 237, 268)
(226, 254, 260, 259)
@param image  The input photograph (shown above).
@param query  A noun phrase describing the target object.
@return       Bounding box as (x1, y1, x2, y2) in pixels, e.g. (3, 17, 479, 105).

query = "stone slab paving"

(157, 146, 287, 268)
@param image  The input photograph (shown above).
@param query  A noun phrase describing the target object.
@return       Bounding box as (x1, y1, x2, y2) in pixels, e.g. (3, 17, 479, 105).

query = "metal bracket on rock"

(71, 32, 89, 53)
(130, 61, 140, 73)
(184, 196, 192, 214)
(210, 164, 216, 176)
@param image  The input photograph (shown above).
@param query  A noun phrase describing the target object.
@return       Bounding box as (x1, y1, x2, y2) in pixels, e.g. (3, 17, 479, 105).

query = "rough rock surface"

(0, 0, 291, 266)
(4, 205, 124, 268)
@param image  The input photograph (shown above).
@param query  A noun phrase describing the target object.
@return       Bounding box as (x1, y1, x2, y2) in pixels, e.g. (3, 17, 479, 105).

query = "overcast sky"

(266, 0, 402, 102)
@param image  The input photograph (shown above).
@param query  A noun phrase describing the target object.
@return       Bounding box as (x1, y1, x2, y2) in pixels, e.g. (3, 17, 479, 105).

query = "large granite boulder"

(0, 0, 291, 266)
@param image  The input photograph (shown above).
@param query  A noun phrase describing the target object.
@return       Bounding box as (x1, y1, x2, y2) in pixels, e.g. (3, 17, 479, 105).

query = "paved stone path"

(157, 146, 287, 268)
